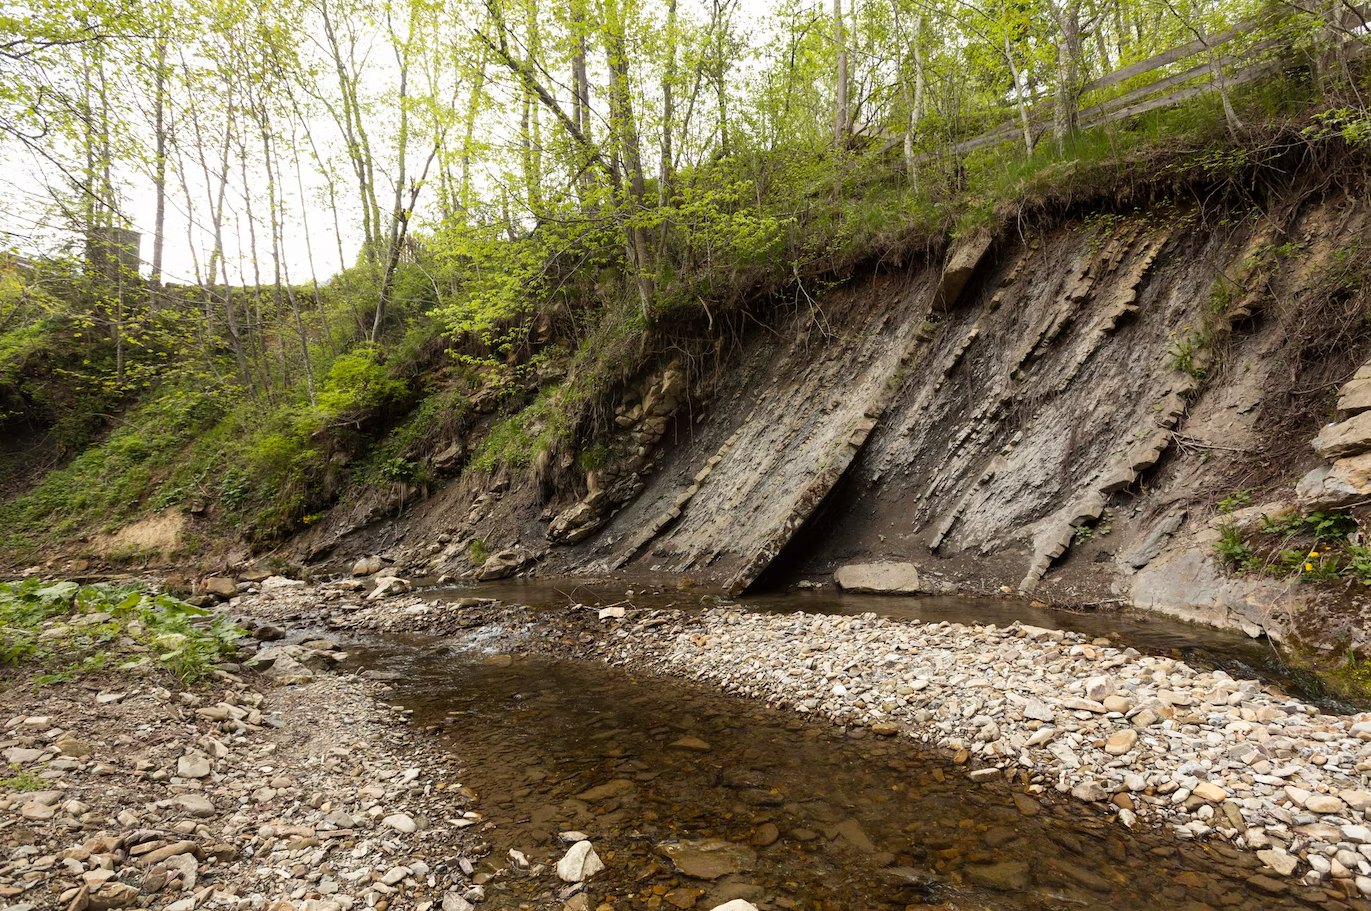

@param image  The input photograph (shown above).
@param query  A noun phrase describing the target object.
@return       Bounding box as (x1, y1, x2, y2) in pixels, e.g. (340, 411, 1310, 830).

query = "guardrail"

(880, 6, 1367, 166)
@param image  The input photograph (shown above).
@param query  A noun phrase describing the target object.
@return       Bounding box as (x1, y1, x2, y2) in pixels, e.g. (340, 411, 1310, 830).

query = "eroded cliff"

(301, 180, 1371, 647)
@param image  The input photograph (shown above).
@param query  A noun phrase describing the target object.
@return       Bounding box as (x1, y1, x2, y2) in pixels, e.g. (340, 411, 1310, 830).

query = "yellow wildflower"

(1305, 562, 1314, 572)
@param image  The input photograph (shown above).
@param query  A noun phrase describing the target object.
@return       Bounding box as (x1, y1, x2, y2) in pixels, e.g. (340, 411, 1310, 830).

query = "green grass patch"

(0, 577, 245, 688)
(1213, 509, 1371, 585)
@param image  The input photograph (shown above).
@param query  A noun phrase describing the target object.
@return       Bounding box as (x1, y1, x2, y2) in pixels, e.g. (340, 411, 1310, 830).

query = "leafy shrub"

(0, 578, 244, 687)
(1214, 522, 1255, 572)
(318, 346, 407, 419)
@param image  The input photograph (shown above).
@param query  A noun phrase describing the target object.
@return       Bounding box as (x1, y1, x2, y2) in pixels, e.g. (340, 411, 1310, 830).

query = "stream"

(326, 583, 1347, 910)
(425, 578, 1340, 711)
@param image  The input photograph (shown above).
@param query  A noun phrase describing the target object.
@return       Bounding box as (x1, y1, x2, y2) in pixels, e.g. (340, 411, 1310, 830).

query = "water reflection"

(343, 635, 1349, 911)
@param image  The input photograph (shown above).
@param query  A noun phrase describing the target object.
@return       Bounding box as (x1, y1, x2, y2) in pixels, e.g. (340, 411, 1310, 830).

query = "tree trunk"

(602, 0, 655, 325)
(1004, 31, 1035, 157)
(1049, 0, 1083, 157)
(151, 38, 168, 292)
(660, 0, 678, 205)
(834, 0, 849, 148)
(1199, 23, 1242, 139)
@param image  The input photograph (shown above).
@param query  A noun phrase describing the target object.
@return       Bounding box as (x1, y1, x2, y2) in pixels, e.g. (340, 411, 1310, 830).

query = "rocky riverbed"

(1, 639, 493, 911)
(221, 577, 1371, 907)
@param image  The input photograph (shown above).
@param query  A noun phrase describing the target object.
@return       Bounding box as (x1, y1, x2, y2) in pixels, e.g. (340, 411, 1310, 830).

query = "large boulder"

(1313, 411, 1371, 460)
(833, 562, 922, 595)
(432, 442, 464, 473)
(1297, 453, 1371, 510)
(478, 549, 531, 581)
(547, 502, 602, 545)
(201, 577, 237, 600)
(366, 575, 411, 600)
(352, 555, 384, 576)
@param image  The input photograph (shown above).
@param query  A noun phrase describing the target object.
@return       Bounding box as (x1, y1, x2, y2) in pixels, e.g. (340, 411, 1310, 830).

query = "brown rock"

(67, 885, 91, 911)
(750, 823, 780, 847)
(202, 576, 237, 599)
(1246, 874, 1289, 895)
(1313, 412, 1371, 460)
(89, 883, 139, 910)
(670, 736, 712, 753)
(136, 840, 199, 865)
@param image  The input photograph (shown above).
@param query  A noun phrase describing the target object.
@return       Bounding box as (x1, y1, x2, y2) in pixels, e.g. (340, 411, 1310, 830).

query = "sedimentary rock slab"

(833, 562, 922, 594)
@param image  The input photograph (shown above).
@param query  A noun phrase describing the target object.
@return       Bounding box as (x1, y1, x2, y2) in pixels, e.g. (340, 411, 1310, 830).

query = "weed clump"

(0, 578, 244, 688)
(1212, 507, 1371, 585)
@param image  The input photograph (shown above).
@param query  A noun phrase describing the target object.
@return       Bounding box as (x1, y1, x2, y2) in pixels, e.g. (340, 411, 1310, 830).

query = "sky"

(0, 0, 784, 288)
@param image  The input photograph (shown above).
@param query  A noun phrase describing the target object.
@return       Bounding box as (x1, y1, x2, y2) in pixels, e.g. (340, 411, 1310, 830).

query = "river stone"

(1306, 793, 1346, 814)
(202, 576, 237, 599)
(1192, 781, 1227, 802)
(383, 813, 417, 833)
(1071, 780, 1108, 802)
(750, 823, 780, 847)
(834, 819, 876, 852)
(833, 562, 920, 594)
(174, 794, 215, 818)
(671, 736, 712, 752)
(352, 555, 383, 576)
(442, 894, 475, 911)
(4, 747, 45, 764)
(89, 882, 140, 910)
(1103, 730, 1137, 755)
(659, 839, 757, 880)
(56, 735, 94, 757)
(1343, 824, 1371, 843)
(367, 575, 411, 600)
(557, 841, 605, 882)
(576, 779, 636, 801)
(137, 841, 198, 866)
(163, 853, 198, 891)
(1022, 700, 1053, 722)
(20, 801, 55, 820)
(966, 861, 1030, 891)
(706, 903, 759, 911)
(1257, 850, 1299, 877)
(178, 752, 211, 779)
(478, 549, 531, 581)
(1084, 675, 1115, 701)
(1102, 695, 1132, 713)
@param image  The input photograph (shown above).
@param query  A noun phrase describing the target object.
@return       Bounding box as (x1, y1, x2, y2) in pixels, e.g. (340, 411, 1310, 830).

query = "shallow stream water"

(425, 578, 1340, 709)
(340, 619, 1347, 911)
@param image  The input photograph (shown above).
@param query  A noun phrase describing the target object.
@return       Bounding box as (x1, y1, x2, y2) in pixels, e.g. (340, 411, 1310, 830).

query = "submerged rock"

(556, 840, 605, 882)
(658, 838, 756, 881)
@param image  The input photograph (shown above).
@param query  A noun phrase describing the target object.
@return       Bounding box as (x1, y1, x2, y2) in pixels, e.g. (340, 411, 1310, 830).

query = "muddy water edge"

(311, 585, 1363, 911)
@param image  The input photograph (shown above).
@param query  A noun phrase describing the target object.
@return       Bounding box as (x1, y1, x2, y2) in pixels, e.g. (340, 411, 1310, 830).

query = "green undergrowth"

(0, 577, 245, 689)
(1214, 506, 1371, 585)
(0, 334, 428, 554)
